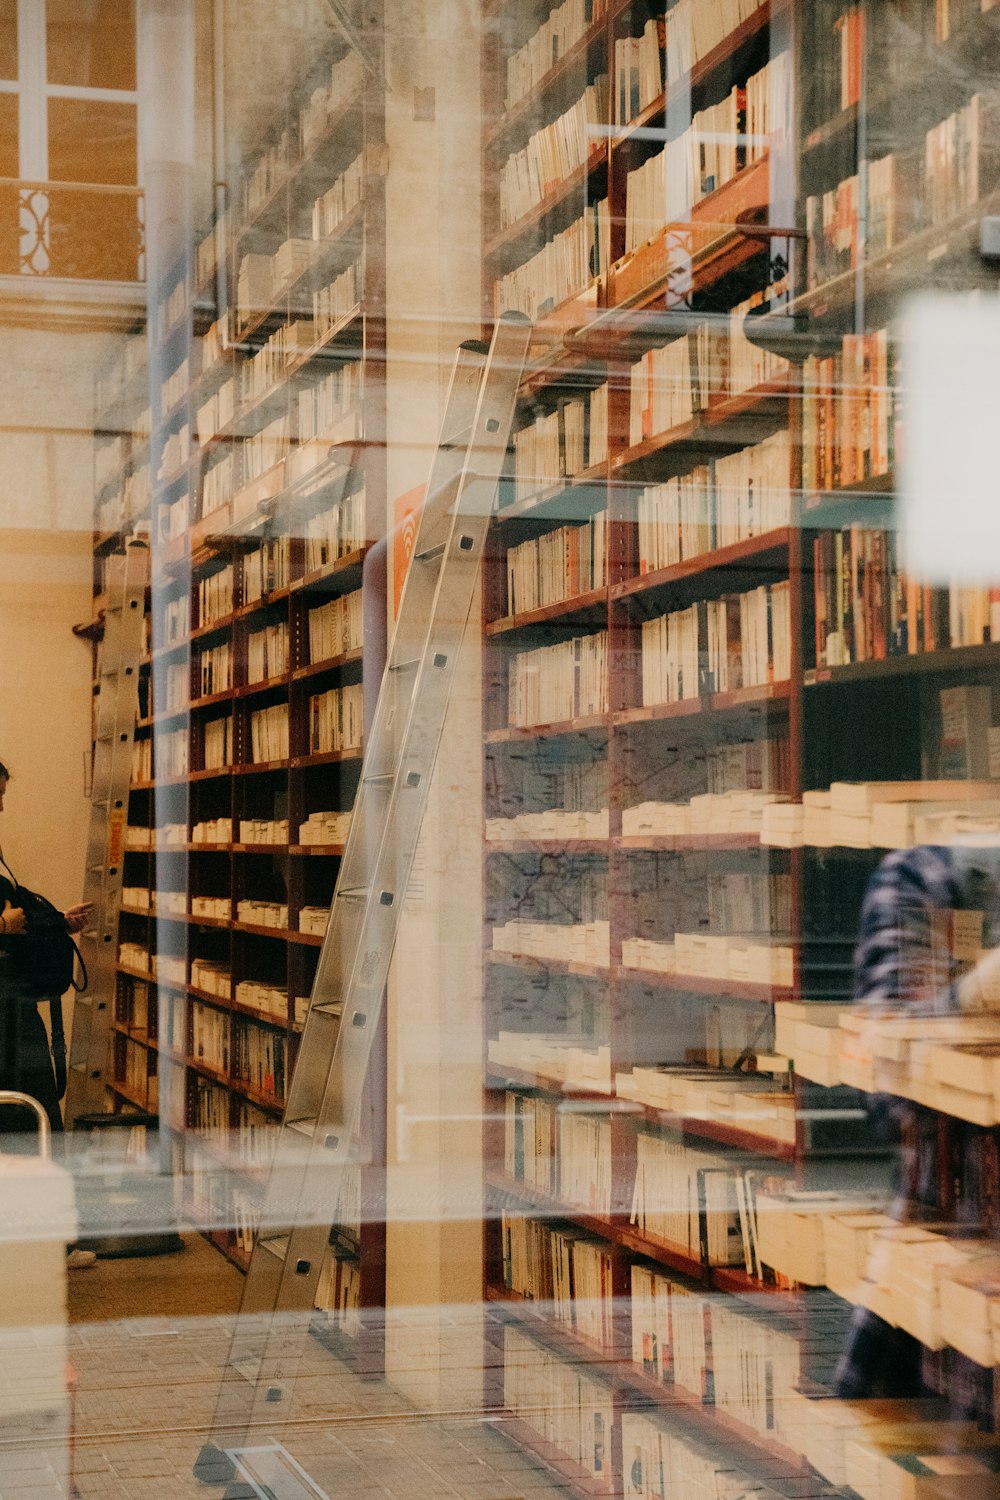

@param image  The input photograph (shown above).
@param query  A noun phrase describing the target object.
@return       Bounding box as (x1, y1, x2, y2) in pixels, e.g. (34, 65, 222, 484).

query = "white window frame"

(0, 0, 142, 187)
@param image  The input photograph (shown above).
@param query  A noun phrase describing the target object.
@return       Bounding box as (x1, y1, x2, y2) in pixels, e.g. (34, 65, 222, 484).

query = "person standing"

(0, 759, 94, 1267)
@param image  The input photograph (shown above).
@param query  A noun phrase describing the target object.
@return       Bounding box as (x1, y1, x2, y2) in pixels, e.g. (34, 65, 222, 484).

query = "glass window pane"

(46, 0, 136, 91)
(47, 98, 136, 185)
(0, 0, 17, 80)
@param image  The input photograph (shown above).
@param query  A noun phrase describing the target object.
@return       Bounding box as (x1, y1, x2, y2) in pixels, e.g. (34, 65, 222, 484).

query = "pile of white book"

(783, 1392, 1000, 1496)
(298, 907, 329, 936)
(192, 817, 232, 844)
(236, 900, 288, 930)
(617, 1065, 796, 1144)
(234, 980, 288, 1022)
(190, 959, 231, 998)
(762, 779, 1000, 849)
(298, 810, 352, 845)
(625, 931, 793, 987)
(781, 1005, 1000, 1128)
(754, 1184, 891, 1289)
(485, 808, 608, 841)
(237, 818, 288, 845)
(190, 895, 229, 920)
(623, 791, 785, 838)
(492, 918, 611, 967)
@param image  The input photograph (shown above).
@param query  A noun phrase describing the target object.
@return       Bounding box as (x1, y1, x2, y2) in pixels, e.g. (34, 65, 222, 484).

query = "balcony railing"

(0, 179, 144, 283)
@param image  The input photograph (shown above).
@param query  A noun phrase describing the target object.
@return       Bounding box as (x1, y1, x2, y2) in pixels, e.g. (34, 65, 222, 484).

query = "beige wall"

(382, 0, 486, 1413)
(0, 325, 119, 1051)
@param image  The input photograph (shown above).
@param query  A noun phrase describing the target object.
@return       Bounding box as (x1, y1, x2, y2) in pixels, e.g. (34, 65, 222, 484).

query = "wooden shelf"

(804, 641, 1000, 689)
(486, 587, 608, 638)
(612, 527, 792, 603)
(610, 382, 792, 478)
(494, 463, 608, 529)
(485, 713, 609, 744)
(614, 965, 792, 1004)
(487, 950, 612, 982)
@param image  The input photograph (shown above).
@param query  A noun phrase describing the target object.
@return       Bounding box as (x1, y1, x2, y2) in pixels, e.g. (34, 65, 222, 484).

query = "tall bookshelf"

(86, 18, 389, 1373)
(480, 0, 1000, 1495)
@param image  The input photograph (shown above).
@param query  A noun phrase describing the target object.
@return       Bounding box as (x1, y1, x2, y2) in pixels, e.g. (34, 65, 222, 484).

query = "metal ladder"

(64, 538, 149, 1124)
(195, 312, 531, 1497)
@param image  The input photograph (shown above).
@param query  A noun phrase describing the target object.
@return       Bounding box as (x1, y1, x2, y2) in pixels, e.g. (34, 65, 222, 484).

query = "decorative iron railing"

(0, 179, 144, 282)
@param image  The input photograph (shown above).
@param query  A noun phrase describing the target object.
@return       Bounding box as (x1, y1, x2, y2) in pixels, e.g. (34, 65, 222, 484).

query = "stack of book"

(498, 77, 609, 228)
(237, 818, 289, 845)
(235, 900, 288, 929)
(308, 591, 364, 663)
(190, 959, 231, 998)
(505, 0, 603, 108)
(761, 780, 1000, 850)
(189, 895, 229, 920)
(192, 818, 232, 844)
(502, 1328, 614, 1485)
(493, 201, 611, 320)
(507, 631, 608, 726)
(308, 682, 364, 754)
(500, 1212, 615, 1349)
(298, 907, 329, 936)
(492, 918, 611, 967)
(298, 809, 352, 845)
(234, 980, 288, 1022)
(486, 807, 608, 840)
(622, 790, 786, 838)
(505, 512, 606, 615)
(249, 702, 289, 762)
(617, 1065, 796, 1145)
(614, 17, 664, 124)
(754, 1185, 889, 1287)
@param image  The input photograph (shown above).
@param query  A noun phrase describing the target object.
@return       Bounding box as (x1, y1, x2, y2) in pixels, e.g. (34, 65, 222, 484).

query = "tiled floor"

(60, 1234, 567, 1500)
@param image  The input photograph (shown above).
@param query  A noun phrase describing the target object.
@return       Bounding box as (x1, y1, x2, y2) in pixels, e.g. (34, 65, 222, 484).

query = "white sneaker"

(66, 1248, 97, 1269)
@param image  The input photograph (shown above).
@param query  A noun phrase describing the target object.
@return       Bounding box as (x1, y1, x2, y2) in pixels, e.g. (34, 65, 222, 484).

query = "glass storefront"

(2, 2, 1000, 1496)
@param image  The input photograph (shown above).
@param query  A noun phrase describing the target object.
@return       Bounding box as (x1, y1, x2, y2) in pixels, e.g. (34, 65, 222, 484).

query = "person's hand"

(1, 899, 25, 935)
(63, 902, 92, 935)
(958, 943, 1000, 1011)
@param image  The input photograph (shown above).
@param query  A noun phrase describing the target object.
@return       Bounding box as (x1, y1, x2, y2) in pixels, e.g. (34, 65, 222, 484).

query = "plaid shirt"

(834, 844, 992, 1418)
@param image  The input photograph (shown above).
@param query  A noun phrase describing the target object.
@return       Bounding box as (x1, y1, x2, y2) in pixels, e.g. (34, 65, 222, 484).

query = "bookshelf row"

(85, 10, 390, 1369)
(480, 0, 1000, 1494)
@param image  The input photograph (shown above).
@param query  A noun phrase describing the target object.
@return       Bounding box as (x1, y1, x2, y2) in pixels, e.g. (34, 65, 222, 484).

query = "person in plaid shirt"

(833, 841, 1000, 1416)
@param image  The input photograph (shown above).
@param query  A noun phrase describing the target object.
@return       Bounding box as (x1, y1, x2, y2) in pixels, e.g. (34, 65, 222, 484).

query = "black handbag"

(0, 858, 87, 1001)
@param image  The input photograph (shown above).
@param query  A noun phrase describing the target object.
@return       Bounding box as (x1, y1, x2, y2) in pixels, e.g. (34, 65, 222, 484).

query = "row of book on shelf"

(623, 51, 788, 250)
(806, 94, 1000, 292)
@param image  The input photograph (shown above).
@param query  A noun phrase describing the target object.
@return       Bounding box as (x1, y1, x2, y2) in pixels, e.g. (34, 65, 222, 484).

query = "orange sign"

(393, 484, 425, 617)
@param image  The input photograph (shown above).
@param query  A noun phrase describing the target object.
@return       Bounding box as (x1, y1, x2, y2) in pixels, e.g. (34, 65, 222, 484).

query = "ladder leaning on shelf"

(64, 538, 149, 1125)
(194, 312, 531, 1499)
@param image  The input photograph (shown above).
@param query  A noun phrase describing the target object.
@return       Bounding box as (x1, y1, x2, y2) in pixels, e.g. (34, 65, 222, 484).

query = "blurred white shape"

(901, 292, 1000, 584)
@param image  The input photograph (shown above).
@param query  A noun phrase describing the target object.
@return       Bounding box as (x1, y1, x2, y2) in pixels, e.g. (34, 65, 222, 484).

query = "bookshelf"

(481, 0, 1000, 1493)
(85, 21, 389, 1374)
